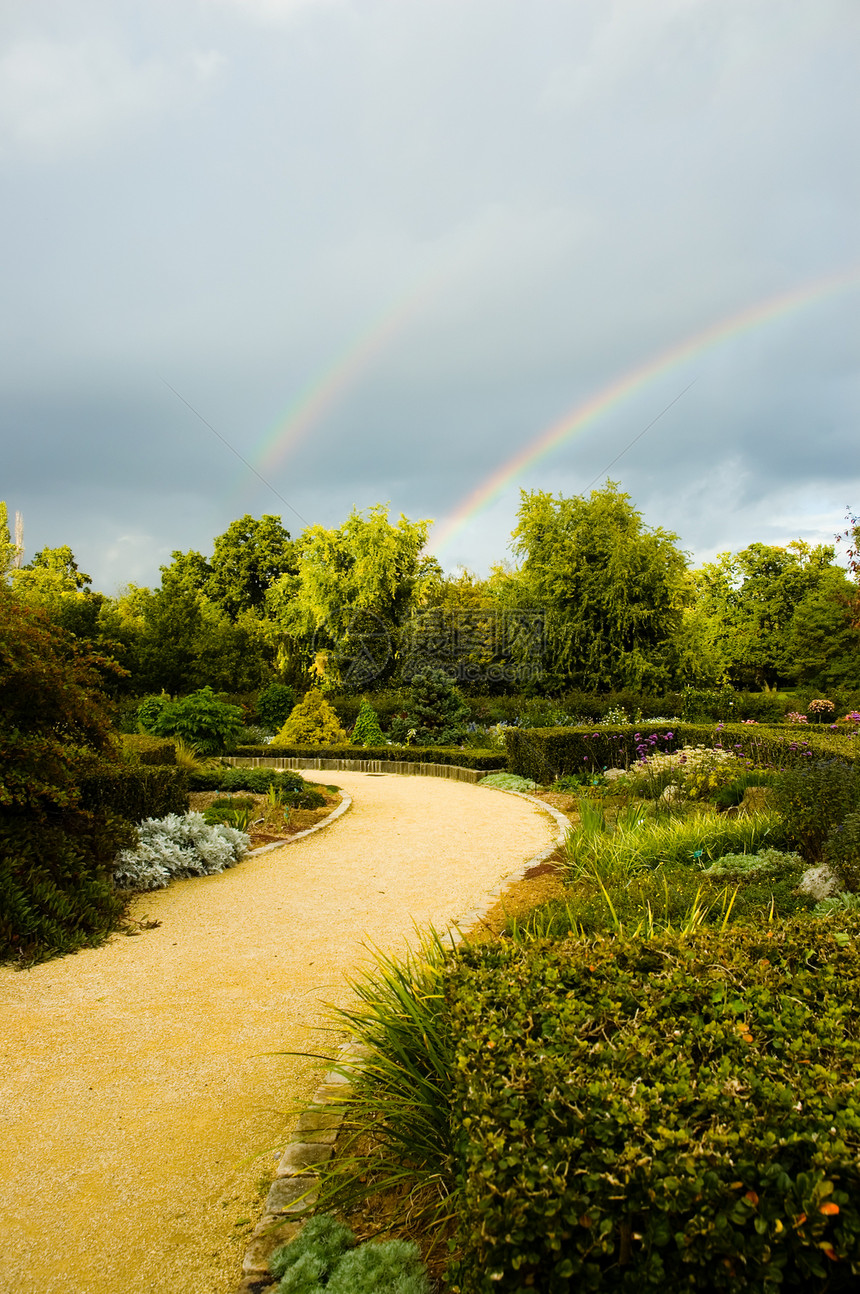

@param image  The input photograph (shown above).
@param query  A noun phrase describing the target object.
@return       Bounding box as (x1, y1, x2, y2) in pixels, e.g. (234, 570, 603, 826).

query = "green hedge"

(80, 766, 189, 823)
(446, 919, 860, 1293)
(505, 723, 860, 783)
(187, 767, 305, 794)
(119, 734, 177, 765)
(234, 744, 507, 770)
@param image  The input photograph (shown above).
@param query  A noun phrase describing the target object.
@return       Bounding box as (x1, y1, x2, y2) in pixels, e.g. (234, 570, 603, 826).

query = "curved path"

(0, 772, 555, 1294)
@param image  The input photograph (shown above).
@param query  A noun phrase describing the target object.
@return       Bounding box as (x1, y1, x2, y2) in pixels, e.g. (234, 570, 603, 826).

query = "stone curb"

(236, 782, 569, 1290)
(244, 792, 353, 858)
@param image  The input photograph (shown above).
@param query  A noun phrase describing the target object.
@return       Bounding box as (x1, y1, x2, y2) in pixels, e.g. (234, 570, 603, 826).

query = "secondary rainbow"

(429, 264, 860, 556)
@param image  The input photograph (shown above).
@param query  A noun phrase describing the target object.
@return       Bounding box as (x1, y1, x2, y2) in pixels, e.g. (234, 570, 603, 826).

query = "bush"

(446, 920, 860, 1292)
(272, 689, 348, 746)
(150, 686, 245, 754)
(256, 681, 296, 731)
(824, 811, 860, 892)
(112, 811, 250, 891)
(479, 772, 538, 793)
(187, 767, 305, 794)
(774, 759, 860, 862)
(388, 669, 471, 746)
(120, 734, 177, 765)
(351, 699, 387, 747)
(0, 589, 131, 963)
(136, 693, 170, 731)
(80, 765, 189, 823)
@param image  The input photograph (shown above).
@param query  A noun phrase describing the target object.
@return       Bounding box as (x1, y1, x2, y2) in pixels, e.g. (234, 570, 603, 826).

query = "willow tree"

(265, 504, 433, 689)
(512, 482, 689, 691)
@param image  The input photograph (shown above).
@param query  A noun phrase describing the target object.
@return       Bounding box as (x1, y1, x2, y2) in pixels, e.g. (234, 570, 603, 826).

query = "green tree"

(0, 501, 21, 577)
(266, 505, 433, 690)
(271, 689, 348, 746)
(0, 589, 131, 962)
(351, 699, 387, 746)
(389, 669, 471, 746)
(512, 483, 689, 691)
(206, 513, 296, 619)
(694, 541, 849, 691)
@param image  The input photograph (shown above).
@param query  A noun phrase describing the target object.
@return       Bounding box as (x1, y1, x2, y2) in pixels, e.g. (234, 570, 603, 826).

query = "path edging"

(245, 793, 352, 858)
(237, 782, 569, 1290)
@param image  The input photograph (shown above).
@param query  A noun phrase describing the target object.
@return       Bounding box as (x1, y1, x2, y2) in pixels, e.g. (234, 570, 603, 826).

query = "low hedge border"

(232, 744, 507, 771)
(80, 765, 189, 823)
(119, 734, 177, 765)
(505, 723, 860, 783)
(446, 918, 860, 1293)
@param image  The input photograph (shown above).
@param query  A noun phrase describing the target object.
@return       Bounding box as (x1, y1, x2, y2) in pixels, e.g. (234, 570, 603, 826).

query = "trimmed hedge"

(80, 766, 189, 823)
(187, 767, 306, 794)
(120, 734, 177, 765)
(232, 744, 507, 770)
(446, 919, 860, 1293)
(505, 723, 860, 783)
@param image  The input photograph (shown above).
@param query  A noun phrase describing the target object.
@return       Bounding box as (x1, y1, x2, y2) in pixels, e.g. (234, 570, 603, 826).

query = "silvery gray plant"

(113, 811, 250, 891)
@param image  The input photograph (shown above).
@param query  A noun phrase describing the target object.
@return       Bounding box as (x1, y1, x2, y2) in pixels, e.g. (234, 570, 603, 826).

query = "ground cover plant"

(269, 1213, 431, 1294)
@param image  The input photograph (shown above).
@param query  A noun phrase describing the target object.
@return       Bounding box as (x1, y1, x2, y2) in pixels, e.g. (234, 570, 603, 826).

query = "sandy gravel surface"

(0, 772, 555, 1294)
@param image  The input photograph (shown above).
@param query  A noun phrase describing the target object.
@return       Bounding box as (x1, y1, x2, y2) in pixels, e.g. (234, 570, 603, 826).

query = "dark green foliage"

(774, 759, 860, 861)
(231, 746, 506, 769)
(80, 766, 189, 822)
(256, 681, 296, 730)
(824, 812, 860, 892)
(136, 694, 170, 731)
(0, 589, 131, 963)
(351, 699, 387, 746)
(149, 686, 244, 754)
(120, 734, 177, 765)
(446, 919, 860, 1293)
(389, 669, 471, 746)
(186, 767, 305, 794)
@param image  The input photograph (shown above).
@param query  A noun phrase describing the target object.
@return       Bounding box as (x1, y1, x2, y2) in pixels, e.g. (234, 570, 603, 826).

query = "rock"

(798, 864, 840, 901)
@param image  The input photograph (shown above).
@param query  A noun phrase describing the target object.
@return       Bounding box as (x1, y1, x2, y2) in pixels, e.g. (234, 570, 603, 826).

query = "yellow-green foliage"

(272, 689, 348, 746)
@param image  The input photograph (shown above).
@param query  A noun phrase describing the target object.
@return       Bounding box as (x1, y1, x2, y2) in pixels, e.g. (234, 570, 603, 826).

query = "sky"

(2, 0, 859, 594)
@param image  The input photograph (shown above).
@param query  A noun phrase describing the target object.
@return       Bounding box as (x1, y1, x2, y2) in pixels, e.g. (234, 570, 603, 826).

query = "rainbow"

(235, 272, 443, 509)
(429, 264, 860, 556)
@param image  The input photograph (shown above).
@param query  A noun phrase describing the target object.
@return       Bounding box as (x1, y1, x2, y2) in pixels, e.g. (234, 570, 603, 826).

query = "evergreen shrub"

(446, 919, 860, 1293)
(388, 669, 471, 746)
(272, 689, 348, 746)
(256, 681, 296, 731)
(80, 765, 189, 823)
(351, 699, 387, 746)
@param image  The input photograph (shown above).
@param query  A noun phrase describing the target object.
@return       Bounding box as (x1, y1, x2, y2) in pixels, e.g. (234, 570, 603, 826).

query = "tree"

(389, 669, 471, 746)
(271, 689, 348, 746)
(0, 501, 22, 577)
(511, 483, 689, 691)
(266, 505, 433, 690)
(0, 588, 131, 962)
(206, 513, 296, 619)
(694, 541, 850, 691)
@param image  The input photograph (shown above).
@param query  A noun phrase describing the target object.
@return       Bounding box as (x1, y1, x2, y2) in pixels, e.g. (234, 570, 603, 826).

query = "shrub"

(112, 811, 249, 891)
(136, 693, 170, 731)
(824, 811, 860, 892)
(774, 759, 860, 862)
(256, 681, 296, 731)
(351, 699, 387, 747)
(187, 767, 305, 794)
(388, 670, 471, 746)
(151, 686, 245, 754)
(120, 734, 177, 765)
(80, 765, 189, 823)
(0, 589, 131, 963)
(446, 920, 860, 1292)
(272, 689, 348, 746)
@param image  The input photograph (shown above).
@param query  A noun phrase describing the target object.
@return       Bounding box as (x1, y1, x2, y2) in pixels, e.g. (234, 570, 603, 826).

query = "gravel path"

(0, 771, 555, 1294)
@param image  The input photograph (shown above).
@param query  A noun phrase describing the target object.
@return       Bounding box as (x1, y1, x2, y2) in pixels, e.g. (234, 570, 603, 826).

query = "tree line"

(1, 488, 857, 698)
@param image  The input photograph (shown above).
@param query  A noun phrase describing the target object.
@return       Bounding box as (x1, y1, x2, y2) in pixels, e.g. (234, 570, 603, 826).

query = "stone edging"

(237, 784, 570, 1290)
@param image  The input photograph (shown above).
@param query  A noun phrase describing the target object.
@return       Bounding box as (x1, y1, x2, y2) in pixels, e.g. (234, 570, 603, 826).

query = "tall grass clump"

(564, 808, 785, 880)
(310, 930, 459, 1242)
